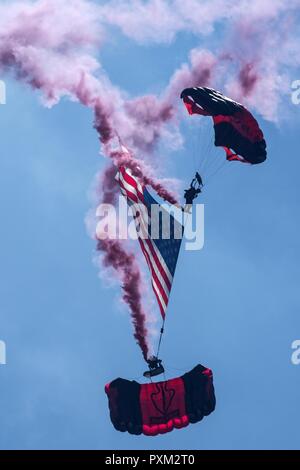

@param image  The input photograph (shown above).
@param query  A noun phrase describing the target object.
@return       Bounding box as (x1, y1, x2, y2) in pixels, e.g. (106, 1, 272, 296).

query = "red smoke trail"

(238, 63, 259, 96)
(98, 238, 149, 360)
(166, 49, 216, 101)
(96, 163, 150, 359)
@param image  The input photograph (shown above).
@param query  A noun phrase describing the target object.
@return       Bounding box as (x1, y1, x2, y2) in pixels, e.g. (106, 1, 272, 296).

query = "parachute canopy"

(105, 364, 216, 436)
(181, 87, 267, 165)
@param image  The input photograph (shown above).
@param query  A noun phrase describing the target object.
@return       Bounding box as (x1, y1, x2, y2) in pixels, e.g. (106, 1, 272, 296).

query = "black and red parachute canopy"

(105, 364, 216, 437)
(181, 86, 267, 165)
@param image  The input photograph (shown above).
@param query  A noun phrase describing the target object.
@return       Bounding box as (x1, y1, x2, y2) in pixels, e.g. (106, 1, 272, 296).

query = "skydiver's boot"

(143, 364, 165, 378)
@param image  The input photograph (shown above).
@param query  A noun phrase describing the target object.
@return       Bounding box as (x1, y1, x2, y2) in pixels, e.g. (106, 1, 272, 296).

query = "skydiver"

(183, 172, 203, 211)
(184, 186, 201, 205)
(147, 356, 162, 370)
(143, 356, 165, 378)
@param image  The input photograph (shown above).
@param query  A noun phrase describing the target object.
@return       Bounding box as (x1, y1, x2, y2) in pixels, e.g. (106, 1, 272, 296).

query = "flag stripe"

(140, 239, 170, 303)
(117, 165, 182, 318)
(138, 239, 167, 317)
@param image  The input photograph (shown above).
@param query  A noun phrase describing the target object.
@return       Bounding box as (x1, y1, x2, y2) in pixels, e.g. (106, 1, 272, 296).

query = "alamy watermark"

(0, 340, 6, 365)
(0, 80, 6, 105)
(96, 197, 204, 251)
(291, 80, 300, 105)
(291, 340, 300, 365)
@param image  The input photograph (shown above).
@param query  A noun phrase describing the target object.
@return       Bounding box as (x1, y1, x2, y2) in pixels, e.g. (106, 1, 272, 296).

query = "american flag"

(116, 166, 184, 318)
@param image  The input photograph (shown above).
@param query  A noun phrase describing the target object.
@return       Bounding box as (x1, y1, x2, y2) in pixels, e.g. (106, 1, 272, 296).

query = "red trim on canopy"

(223, 147, 250, 164)
(213, 110, 263, 143)
(182, 97, 210, 116)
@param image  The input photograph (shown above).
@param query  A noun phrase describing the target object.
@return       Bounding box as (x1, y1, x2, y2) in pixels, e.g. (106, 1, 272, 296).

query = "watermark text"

(291, 80, 300, 105)
(95, 197, 204, 251)
(291, 340, 300, 365)
(0, 80, 6, 105)
(0, 340, 6, 365)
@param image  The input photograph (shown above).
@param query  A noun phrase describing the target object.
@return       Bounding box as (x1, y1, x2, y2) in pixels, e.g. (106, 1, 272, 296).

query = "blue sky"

(1, 14, 300, 450)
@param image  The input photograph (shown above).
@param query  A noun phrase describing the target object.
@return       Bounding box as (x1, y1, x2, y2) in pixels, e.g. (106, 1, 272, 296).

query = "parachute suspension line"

(156, 318, 165, 360)
(204, 120, 231, 179)
(195, 124, 215, 180)
(202, 139, 222, 176)
(192, 125, 199, 173)
(191, 123, 202, 177)
(202, 146, 215, 177)
(205, 157, 227, 183)
(204, 148, 220, 173)
(204, 121, 233, 181)
(195, 121, 211, 175)
(197, 123, 207, 173)
(201, 124, 214, 172)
